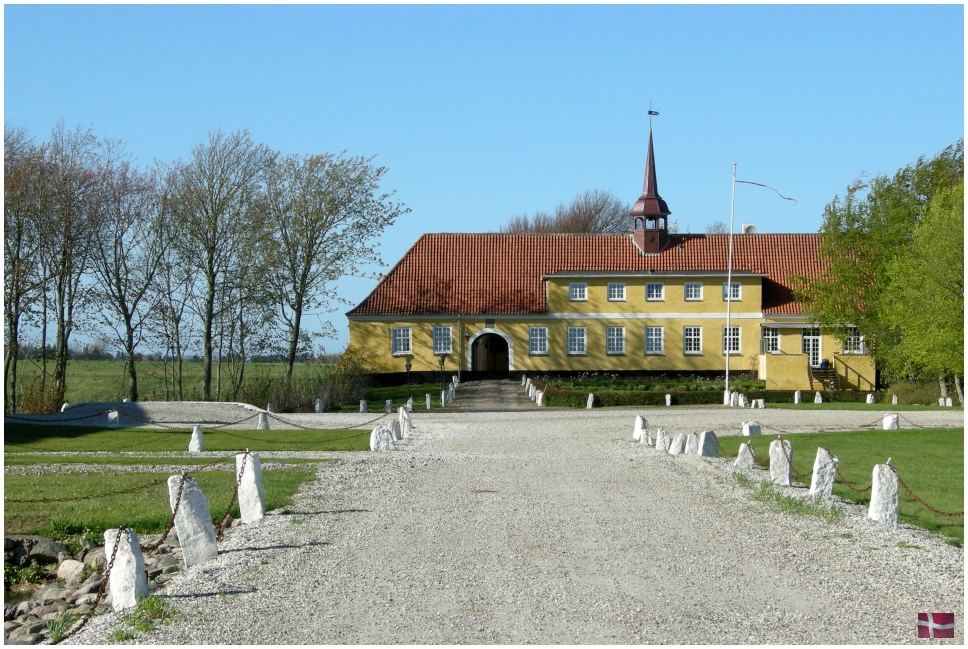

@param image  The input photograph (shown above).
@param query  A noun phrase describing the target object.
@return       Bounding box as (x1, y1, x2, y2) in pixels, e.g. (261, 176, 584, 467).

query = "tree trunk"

(954, 376, 964, 406)
(202, 274, 216, 401)
(124, 320, 138, 402)
(939, 374, 949, 400)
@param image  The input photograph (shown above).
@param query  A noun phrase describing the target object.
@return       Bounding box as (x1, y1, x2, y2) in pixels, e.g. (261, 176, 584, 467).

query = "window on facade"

(567, 327, 586, 355)
(645, 326, 664, 354)
(844, 326, 865, 354)
(529, 326, 548, 355)
(684, 282, 703, 301)
(606, 327, 625, 355)
(683, 326, 702, 354)
(569, 282, 587, 301)
(607, 282, 626, 301)
(432, 326, 452, 354)
(722, 282, 742, 301)
(723, 326, 741, 355)
(391, 327, 412, 355)
(762, 326, 779, 353)
(646, 283, 665, 301)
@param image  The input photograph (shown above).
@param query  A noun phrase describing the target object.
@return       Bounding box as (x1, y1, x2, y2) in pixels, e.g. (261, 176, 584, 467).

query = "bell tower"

(631, 127, 671, 254)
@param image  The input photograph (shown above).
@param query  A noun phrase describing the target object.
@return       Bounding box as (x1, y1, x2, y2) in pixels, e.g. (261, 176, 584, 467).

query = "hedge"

(536, 384, 872, 408)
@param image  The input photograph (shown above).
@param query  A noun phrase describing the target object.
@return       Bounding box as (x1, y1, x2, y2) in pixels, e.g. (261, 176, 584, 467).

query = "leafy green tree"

(882, 182, 964, 401)
(798, 140, 963, 392)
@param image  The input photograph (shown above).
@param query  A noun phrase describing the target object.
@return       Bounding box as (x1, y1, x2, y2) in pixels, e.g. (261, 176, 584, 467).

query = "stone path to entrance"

(69, 403, 964, 645)
(447, 379, 540, 412)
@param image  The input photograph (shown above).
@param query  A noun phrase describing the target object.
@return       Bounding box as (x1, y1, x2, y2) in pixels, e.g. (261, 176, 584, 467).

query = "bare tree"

(34, 122, 109, 403)
(89, 162, 163, 401)
(500, 189, 631, 235)
(4, 125, 46, 412)
(263, 152, 408, 380)
(705, 220, 729, 234)
(166, 129, 273, 400)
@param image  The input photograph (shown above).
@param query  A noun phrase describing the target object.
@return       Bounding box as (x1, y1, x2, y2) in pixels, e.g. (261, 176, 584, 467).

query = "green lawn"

(3, 424, 373, 453)
(716, 428, 964, 545)
(766, 402, 961, 411)
(11, 359, 330, 404)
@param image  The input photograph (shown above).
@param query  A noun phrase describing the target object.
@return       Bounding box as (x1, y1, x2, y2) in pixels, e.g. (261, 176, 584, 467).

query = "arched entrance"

(471, 333, 510, 373)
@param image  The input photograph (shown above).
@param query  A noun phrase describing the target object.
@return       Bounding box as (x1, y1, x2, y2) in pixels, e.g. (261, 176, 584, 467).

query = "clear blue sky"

(5, 4, 964, 353)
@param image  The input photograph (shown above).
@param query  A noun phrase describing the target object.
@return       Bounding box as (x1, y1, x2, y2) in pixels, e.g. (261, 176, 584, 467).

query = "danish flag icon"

(917, 612, 955, 638)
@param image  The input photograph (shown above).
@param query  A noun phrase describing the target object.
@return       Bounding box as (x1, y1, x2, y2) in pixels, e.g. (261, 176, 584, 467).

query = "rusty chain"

(215, 451, 248, 541)
(141, 473, 186, 553)
(51, 524, 126, 645)
(889, 464, 964, 517)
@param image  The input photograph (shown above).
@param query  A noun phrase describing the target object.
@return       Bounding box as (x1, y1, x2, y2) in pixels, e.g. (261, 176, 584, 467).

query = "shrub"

(18, 377, 65, 414)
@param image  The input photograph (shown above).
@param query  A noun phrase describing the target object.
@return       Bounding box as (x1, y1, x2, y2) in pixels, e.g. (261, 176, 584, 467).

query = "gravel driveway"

(64, 386, 963, 644)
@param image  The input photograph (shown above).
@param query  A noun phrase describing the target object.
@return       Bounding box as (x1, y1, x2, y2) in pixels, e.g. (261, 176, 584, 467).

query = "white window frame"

(844, 327, 865, 354)
(645, 326, 664, 355)
(569, 282, 588, 302)
(529, 326, 548, 355)
(684, 282, 703, 301)
(606, 326, 625, 355)
(722, 282, 742, 302)
(432, 326, 452, 355)
(762, 326, 780, 354)
(683, 326, 702, 355)
(646, 282, 665, 301)
(607, 282, 626, 302)
(722, 326, 741, 355)
(391, 327, 412, 356)
(567, 327, 586, 355)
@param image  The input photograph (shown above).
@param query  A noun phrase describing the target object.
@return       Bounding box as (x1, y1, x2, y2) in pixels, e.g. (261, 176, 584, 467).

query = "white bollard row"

(634, 417, 717, 457)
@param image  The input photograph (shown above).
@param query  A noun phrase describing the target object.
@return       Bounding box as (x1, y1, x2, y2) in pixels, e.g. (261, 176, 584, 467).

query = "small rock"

(57, 559, 86, 585)
(83, 547, 106, 570)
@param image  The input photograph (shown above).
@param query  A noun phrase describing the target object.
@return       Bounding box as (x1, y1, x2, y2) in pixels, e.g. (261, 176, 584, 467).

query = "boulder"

(655, 428, 670, 453)
(769, 438, 793, 487)
(734, 443, 755, 469)
(809, 448, 838, 500)
(742, 421, 761, 436)
(697, 431, 718, 457)
(167, 475, 218, 568)
(882, 413, 899, 430)
(56, 559, 86, 586)
(868, 462, 898, 526)
(103, 528, 148, 611)
(668, 432, 688, 456)
(632, 416, 646, 442)
(236, 452, 266, 525)
(27, 538, 70, 565)
(685, 432, 700, 456)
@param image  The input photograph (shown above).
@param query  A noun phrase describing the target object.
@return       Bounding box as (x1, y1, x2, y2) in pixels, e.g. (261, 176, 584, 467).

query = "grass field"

(3, 423, 372, 538)
(11, 359, 330, 404)
(766, 402, 962, 411)
(716, 428, 964, 545)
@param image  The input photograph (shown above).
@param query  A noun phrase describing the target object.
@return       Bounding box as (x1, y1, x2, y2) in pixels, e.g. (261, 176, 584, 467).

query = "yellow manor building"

(346, 132, 875, 391)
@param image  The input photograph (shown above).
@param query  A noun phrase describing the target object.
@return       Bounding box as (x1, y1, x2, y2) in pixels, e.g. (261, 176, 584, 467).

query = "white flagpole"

(725, 164, 736, 406)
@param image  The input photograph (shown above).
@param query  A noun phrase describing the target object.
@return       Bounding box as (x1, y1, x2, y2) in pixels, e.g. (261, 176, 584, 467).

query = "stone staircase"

(810, 367, 839, 391)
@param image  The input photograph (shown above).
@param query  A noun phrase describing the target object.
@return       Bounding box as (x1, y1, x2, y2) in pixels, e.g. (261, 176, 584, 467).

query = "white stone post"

(257, 413, 270, 430)
(866, 393, 875, 404)
(655, 428, 670, 453)
(769, 438, 793, 487)
(632, 415, 646, 441)
(168, 475, 218, 567)
(686, 432, 700, 455)
(360, 400, 368, 413)
(536, 390, 543, 407)
(107, 410, 120, 429)
(426, 393, 431, 410)
(723, 389, 731, 406)
(315, 398, 324, 413)
(698, 431, 718, 457)
(814, 392, 823, 404)
(369, 426, 393, 452)
(742, 421, 761, 436)
(267, 403, 275, 413)
(61, 403, 70, 412)
(946, 397, 953, 407)
(189, 425, 204, 453)
(809, 448, 838, 500)
(440, 390, 446, 408)
(868, 461, 898, 526)
(668, 432, 688, 456)
(236, 451, 265, 525)
(882, 413, 899, 430)
(794, 390, 801, 404)
(734, 443, 756, 469)
(665, 394, 672, 407)
(385, 399, 393, 413)
(391, 420, 403, 441)
(586, 393, 594, 409)
(103, 528, 148, 611)
(406, 397, 413, 413)
(891, 394, 898, 405)
(756, 399, 766, 409)
(521, 374, 527, 386)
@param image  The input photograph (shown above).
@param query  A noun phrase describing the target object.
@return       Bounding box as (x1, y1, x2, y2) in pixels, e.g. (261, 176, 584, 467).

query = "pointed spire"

(631, 128, 671, 217)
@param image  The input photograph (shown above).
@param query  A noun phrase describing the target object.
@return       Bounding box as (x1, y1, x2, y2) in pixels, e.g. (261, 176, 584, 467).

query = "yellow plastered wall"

(546, 277, 762, 315)
(834, 354, 876, 391)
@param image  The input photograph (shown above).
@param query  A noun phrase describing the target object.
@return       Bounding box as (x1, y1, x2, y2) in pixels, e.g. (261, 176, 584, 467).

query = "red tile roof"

(347, 233, 825, 317)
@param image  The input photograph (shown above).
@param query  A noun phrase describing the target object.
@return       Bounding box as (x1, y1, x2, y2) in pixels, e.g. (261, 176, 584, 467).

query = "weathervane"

(648, 101, 659, 128)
